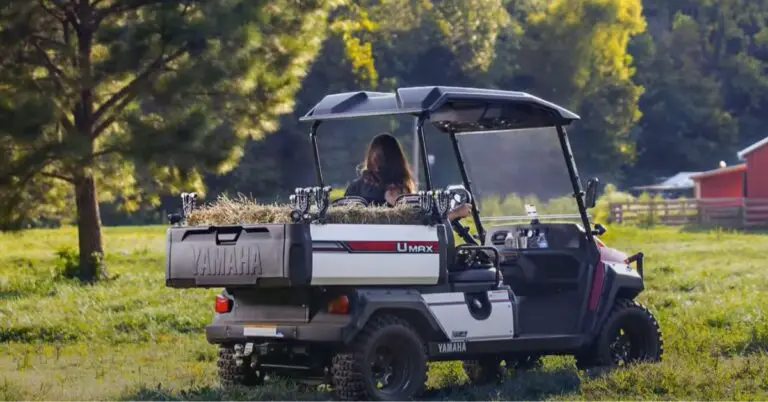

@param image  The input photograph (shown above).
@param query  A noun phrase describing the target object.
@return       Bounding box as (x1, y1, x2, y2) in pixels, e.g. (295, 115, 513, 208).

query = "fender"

(589, 261, 644, 336)
(342, 289, 448, 343)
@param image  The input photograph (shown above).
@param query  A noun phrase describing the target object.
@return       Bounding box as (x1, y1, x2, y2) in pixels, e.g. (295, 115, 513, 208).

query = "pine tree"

(0, 0, 340, 280)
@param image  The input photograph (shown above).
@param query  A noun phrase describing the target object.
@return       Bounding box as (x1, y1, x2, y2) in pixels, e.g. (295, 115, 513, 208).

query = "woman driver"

(344, 133, 471, 221)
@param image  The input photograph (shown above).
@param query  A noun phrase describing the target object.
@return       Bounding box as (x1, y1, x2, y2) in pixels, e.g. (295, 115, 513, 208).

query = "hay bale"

(186, 194, 426, 226)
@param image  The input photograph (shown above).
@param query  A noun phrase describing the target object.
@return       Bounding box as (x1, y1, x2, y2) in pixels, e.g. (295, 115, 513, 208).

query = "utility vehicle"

(164, 86, 663, 400)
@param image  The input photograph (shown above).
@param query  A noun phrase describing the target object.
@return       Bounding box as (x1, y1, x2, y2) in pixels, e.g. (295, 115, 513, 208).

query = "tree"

(625, 0, 768, 183)
(497, 0, 646, 179)
(213, 0, 650, 200)
(0, 0, 341, 280)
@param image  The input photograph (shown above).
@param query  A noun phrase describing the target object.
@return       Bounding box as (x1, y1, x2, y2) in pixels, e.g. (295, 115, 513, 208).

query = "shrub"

(54, 246, 107, 281)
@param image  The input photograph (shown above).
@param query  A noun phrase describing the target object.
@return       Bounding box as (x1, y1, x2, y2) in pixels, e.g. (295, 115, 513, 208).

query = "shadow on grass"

(122, 382, 330, 401)
(122, 369, 581, 401)
(423, 369, 581, 401)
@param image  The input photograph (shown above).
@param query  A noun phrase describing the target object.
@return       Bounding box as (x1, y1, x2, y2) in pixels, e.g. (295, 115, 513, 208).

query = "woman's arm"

(446, 203, 472, 221)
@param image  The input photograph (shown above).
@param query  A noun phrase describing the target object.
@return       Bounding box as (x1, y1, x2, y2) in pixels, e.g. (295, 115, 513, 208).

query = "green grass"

(1, 224, 768, 400)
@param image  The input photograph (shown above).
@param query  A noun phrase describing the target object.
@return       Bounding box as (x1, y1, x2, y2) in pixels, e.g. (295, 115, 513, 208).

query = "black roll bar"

(416, 114, 433, 191)
(555, 125, 593, 241)
(449, 131, 486, 244)
(310, 121, 324, 187)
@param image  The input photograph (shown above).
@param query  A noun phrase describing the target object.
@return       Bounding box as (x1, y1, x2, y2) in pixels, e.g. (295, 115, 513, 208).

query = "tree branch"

(41, 172, 74, 183)
(91, 145, 126, 159)
(32, 41, 66, 91)
(95, 0, 166, 24)
(92, 47, 188, 129)
(31, 35, 68, 50)
(60, 115, 76, 134)
(38, 0, 66, 23)
(49, 0, 81, 32)
(92, 95, 132, 137)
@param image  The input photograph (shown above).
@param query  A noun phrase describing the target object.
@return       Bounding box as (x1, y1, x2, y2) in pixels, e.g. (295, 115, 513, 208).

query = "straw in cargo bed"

(185, 194, 426, 226)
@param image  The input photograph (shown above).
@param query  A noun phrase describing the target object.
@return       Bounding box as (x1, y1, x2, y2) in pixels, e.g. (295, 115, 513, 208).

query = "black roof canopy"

(299, 86, 580, 132)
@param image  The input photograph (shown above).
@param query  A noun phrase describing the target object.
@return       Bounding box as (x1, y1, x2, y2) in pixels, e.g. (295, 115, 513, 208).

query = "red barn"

(691, 135, 768, 201)
(690, 164, 747, 206)
(738, 136, 768, 199)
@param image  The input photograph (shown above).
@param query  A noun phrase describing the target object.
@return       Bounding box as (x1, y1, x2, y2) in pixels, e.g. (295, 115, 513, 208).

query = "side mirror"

(592, 223, 607, 236)
(584, 177, 599, 208)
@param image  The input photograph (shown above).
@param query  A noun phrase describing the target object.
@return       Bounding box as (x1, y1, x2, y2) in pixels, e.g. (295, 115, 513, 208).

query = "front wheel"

(576, 299, 663, 370)
(331, 315, 427, 401)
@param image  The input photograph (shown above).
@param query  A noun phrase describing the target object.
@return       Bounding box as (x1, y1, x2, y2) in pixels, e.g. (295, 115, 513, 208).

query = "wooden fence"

(608, 198, 768, 228)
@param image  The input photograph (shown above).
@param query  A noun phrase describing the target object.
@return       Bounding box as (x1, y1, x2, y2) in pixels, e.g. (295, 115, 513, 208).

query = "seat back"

(330, 196, 368, 207)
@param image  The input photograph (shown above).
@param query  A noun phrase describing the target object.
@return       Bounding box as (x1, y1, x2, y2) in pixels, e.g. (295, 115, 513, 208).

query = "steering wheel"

(446, 185, 472, 210)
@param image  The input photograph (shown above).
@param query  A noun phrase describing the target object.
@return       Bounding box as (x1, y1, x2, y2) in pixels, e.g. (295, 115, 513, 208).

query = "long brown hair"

(360, 133, 416, 193)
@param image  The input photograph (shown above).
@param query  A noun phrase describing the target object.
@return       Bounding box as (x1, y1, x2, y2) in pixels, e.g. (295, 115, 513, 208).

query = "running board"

(427, 334, 585, 360)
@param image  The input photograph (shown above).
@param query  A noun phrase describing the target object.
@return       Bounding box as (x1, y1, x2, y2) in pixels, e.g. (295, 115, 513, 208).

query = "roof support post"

(450, 131, 485, 244)
(416, 113, 433, 191)
(310, 121, 324, 187)
(412, 116, 420, 189)
(555, 125, 594, 241)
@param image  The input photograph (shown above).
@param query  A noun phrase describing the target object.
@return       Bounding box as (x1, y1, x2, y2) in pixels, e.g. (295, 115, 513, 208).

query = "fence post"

(696, 199, 704, 225)
(740, 198, 746, 228)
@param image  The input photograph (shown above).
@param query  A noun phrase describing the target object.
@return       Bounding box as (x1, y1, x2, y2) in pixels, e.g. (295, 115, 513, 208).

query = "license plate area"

(234, 304, 310, 323)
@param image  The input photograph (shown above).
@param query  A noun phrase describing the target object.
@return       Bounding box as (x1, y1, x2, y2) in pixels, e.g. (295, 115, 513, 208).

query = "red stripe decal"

(345, 241, 439, 253)
(588, 261, 605, 311)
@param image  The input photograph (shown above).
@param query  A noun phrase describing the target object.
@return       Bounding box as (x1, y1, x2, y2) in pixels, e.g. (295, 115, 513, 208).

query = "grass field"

(1, 224, 768, 400)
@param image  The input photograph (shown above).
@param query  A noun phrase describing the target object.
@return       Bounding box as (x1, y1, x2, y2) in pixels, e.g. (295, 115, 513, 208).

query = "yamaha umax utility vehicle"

(164, 86, 663, 400)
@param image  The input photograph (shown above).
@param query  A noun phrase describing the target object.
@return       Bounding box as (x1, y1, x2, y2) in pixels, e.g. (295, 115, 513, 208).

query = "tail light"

(215, 295, 232, 314)
(328, 295, 350, 314)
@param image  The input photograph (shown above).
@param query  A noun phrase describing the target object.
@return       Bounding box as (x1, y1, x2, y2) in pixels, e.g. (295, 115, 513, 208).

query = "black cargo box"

(165, 224, 312, 288)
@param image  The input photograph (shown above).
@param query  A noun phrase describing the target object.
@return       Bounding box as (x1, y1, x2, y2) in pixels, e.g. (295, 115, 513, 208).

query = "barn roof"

(690, 163, 747, 181)
(299, 86, 580, 132)
(632, 172, 701, 191)
(737, 135, 768, 160)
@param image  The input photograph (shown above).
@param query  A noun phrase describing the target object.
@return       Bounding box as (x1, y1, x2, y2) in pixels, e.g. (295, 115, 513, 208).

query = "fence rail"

(608, 198, 768, 228)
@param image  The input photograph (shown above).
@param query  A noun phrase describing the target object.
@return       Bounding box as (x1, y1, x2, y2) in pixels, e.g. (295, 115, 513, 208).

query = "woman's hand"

(447, 203, 472, 221)
(385, 184, 404, 206)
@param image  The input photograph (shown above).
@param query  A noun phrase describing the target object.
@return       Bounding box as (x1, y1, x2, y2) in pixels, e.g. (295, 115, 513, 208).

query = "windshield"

(455, 127, 582, 223)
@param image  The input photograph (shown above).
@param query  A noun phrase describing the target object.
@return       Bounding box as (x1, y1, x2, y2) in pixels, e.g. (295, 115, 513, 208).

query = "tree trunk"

(74, 174, 106, 281)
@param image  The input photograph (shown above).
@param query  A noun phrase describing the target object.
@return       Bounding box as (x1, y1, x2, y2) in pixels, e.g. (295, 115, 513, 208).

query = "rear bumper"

(206, 317, 350, 344)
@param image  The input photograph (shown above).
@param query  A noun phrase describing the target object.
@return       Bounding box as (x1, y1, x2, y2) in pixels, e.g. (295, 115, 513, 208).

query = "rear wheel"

(331, 315, 427, 401)
(217, 345, 264, 387)
(576, 299, 663, 370)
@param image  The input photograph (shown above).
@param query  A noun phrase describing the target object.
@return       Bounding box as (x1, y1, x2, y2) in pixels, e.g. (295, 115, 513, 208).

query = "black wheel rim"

(609, 318, 650, 366)
(367, 336, 414, 399)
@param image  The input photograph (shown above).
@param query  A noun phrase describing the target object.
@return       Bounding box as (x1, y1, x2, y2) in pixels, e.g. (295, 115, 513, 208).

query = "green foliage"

(509, 0, 646, 176)
(53, 246, 107, 282)
(592, 182, 636, 223)
(53, 247, 80, 281)
(0, 0, 345, 278)
(478, 193, 579, 217)
(627, 0, 768, 183)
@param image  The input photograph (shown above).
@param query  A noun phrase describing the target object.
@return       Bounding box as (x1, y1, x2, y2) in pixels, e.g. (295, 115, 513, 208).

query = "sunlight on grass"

(1, 224, 767, 400)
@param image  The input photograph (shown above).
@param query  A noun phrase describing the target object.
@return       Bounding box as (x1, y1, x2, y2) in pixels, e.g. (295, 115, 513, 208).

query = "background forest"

(3, 0, 767, 229)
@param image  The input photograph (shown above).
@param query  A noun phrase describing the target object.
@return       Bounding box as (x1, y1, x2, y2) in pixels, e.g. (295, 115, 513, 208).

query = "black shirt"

(344, 175, 388, 206)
